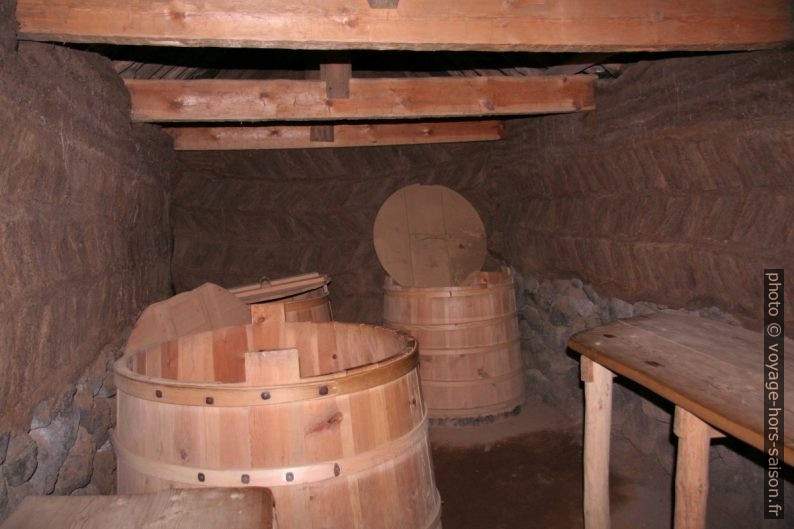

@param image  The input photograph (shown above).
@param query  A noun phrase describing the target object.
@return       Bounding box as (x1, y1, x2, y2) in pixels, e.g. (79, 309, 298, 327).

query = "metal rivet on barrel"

(197, 472, 205, 482)
(286, 472, 294, 482)
(241, 474, 250, 484)
(205, 396, 214, 405)
(155, 390, 163, 398)
(260, 391, 271, 400)
(334, 463, 341, 477)
(319, 386, 329, 396)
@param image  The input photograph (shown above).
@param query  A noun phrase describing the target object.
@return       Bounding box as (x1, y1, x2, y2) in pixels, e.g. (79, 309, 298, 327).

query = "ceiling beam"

(125, 76, 595, 122)
(164, 121, 506, 150)
(16, 0, 792, 52)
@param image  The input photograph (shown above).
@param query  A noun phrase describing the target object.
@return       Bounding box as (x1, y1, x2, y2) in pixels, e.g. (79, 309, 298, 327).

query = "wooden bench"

(568, 311, 793, 529)
(0, 487, 275, 529)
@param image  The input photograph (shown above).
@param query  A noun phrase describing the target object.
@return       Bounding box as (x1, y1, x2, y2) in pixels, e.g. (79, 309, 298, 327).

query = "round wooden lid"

(373, 184, 486, 287)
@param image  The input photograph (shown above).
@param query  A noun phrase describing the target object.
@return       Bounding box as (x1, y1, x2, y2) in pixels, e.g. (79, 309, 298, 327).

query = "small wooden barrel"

(278, 285, 332, 322)
(230, 274, 333, 323)
(384, 269, 525, 421)
(113, 313, 441, 529)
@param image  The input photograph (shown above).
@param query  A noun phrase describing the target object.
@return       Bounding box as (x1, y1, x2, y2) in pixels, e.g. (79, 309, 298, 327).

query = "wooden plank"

(229, 273, 330, 303)
(166, 121, 506, 150)
(568, 311, 794, 464)
(16, 0, 793, 51)
(245, 348, 302, 384)
(125, 283, 251, 355)
(127, 76, 594, 122)
(0, 488, 274, 529)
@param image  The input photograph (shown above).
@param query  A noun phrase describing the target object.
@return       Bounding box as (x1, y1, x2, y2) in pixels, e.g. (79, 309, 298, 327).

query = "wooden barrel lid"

(373, 184, 486, 287)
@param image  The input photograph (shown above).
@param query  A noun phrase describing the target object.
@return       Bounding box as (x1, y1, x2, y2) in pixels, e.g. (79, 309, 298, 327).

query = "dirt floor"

(429, 403, 672, 529)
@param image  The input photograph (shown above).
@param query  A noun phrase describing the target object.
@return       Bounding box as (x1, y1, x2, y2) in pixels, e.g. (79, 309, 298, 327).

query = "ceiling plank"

(16, 0, 792, 52)
(125, 76, 595, 122)
(165, 121, 506, 150)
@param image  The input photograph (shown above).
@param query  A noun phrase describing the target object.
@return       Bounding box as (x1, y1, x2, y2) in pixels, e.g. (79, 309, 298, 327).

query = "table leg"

(673, 406, 712, 529)
(581, 357, 614, 529)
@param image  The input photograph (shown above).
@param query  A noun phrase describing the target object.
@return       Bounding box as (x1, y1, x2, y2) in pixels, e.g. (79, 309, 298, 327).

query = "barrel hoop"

(418, 338, 521, 356)
(427, 394, 526, 418)
(113, 411, 429, 488)
(385, 312, 517, 332)
(384, 282, 513, 299)
(384, 307, 517, 325)
(421, 368, 525, 387)
(115, 346, 418, 407)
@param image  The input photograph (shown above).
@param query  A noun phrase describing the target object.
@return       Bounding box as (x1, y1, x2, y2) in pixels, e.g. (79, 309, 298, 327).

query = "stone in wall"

(0, 432, 9, 465)
(0, 346, 120, 521)
(2, 435, 37, 487)
(0, 475, 6, 516)
(53, 427, 95, 495)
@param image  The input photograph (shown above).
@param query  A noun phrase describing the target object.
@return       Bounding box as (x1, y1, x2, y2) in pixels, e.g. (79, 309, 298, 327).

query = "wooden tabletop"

(569, 311, 793, 464)
(0, 488, 275, 529)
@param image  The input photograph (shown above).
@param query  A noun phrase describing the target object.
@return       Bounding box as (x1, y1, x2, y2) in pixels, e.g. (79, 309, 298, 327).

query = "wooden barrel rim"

(427, 394, 525, 417)
(113, 410, 429, 487)
(418, 338, 521, 356)
(114, 338, 418, 407)
(385, 312, 517, 332)
(421, 369, 525, 386)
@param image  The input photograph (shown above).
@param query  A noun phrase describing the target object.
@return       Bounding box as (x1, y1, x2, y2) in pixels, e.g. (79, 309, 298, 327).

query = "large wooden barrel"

(384, 269, 525, 421)
(113, 311, 441, 529)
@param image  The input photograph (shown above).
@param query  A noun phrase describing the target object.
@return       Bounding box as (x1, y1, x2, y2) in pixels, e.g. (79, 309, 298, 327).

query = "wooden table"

(568, 311, 793, 529)
(0, 488, 275, 529)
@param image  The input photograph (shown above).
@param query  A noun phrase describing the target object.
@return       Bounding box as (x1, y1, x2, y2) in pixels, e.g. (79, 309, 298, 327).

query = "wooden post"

(367, 0, 399, 8)
(581, 357, 613, 529)
(309, 125, 335, 142)
(319, 54, 351, 99)
(673, 407, 713, 529)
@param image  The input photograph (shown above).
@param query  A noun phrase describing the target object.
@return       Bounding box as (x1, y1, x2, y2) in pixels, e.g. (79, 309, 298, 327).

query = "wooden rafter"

(16, 0, 792, 52)
(164, 121, 506, 150)
(125, 76, 595, 122)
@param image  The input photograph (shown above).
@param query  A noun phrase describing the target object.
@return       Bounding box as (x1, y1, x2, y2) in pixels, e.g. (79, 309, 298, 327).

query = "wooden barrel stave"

(419, 340, 522, 381)
(115, 321, 440, 529)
